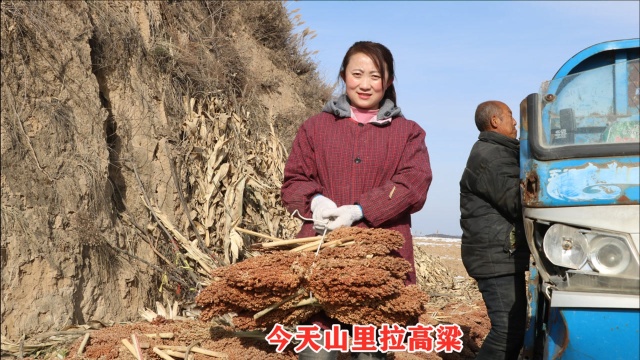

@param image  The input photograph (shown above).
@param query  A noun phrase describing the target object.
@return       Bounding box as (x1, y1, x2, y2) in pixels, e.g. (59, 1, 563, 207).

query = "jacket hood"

(321, 94, 402, 125)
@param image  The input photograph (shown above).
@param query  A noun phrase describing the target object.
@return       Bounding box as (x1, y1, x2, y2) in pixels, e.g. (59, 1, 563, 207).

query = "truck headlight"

(588, 236, 631, 275)
(543, 223, 638, 277)
(543, 224, 588, 269)
(534, 221, 639, 295)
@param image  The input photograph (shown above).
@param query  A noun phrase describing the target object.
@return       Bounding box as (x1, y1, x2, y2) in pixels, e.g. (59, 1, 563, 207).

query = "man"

(459, 101, 530, 360)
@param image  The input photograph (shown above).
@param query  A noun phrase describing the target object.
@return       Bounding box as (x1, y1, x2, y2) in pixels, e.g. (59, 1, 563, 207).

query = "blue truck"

(519, 39, 640, 359)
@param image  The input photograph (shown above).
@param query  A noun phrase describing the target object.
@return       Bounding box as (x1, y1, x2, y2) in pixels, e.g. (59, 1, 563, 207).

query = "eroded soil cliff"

(1, 0, 330, 340)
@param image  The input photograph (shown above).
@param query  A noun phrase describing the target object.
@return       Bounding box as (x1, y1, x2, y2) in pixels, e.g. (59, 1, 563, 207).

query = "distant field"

(414, 236, 468, 278)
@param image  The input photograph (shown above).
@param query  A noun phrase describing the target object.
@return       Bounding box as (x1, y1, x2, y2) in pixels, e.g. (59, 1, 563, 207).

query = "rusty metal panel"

(522, 158, 639, 207)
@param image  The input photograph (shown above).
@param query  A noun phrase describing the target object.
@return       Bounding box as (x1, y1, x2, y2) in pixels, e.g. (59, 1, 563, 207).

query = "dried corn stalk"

(174, 96, 301, 267)
(413, 245, 480, 303)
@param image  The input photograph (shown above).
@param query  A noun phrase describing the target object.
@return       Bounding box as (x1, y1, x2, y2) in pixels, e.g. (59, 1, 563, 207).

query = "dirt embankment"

(1, 0, 330, 340)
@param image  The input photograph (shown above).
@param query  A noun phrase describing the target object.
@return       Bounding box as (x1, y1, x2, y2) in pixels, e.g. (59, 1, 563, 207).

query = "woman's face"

(344, 52, 389, 110)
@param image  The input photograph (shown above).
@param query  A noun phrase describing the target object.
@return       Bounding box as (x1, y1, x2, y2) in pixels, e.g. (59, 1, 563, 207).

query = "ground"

(4, 238, 490, 360)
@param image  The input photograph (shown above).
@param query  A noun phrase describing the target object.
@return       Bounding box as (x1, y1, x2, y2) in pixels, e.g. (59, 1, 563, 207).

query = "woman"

(281, 41, 433, 359)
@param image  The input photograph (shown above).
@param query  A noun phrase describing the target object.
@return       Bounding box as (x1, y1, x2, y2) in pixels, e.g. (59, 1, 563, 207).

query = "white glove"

(310, 195, 337, 233)
(324, 205, 363, 231)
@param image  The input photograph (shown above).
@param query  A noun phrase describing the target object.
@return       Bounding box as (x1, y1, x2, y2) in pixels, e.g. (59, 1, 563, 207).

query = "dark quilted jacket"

(459, 131, 529, 279)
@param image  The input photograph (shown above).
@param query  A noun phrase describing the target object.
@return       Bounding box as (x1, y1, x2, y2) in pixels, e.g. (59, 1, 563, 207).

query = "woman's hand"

(310, 195, 337, 233)
(325, 205, 363, 230)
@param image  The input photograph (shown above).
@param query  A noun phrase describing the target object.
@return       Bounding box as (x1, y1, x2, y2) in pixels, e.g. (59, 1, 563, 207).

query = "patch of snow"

(413, 236, 461, 246)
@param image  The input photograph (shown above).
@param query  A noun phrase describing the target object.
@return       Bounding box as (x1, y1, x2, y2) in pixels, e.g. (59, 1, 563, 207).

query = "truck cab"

(519, 39, 640, 359)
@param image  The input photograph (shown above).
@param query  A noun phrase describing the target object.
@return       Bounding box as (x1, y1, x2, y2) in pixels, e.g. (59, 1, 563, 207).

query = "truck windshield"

(537, 58, 639, 148)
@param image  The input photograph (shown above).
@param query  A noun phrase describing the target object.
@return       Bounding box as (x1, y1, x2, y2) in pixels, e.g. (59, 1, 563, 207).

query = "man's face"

(495, 103, 518, 139)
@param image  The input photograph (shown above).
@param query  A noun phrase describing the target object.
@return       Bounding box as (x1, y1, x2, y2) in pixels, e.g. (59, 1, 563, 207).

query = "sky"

(285, 1, 640, 236)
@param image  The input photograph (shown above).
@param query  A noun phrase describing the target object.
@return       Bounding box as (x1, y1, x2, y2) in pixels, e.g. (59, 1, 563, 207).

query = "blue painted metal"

(544, 307, 568, 360)
(532, 158, 639, 206)
(614, 51, 629, 115)
(539, 48, 640, 153)
(552, 39, 640, 79)
(521, 38, 640, 206)
(544, 307, 640, 360)
(522, 266, 540, 359)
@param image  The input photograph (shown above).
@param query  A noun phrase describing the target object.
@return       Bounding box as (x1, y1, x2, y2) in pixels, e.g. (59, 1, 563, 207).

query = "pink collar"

(350, 106, 378, 124)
